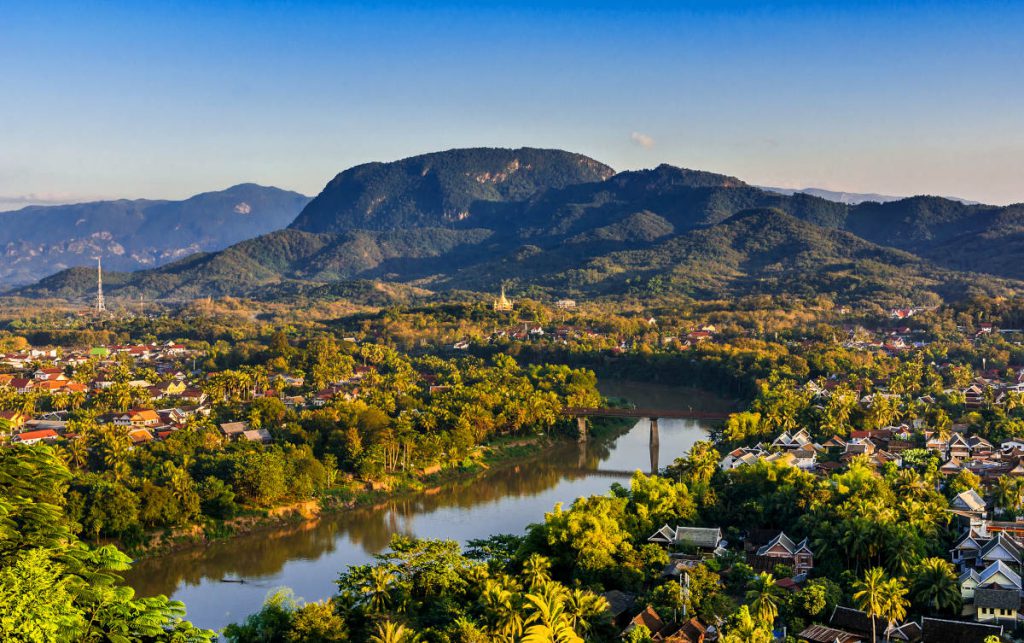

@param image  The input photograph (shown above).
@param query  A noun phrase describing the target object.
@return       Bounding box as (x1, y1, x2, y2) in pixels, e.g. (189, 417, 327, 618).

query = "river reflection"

(125, 384, 728, 631)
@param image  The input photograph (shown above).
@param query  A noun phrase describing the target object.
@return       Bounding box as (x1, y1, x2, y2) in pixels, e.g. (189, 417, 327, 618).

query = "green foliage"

(0, 446, 213, 642)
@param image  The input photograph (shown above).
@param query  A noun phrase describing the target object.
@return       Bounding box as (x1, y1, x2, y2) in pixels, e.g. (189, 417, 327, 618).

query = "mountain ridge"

(13, 147, 1024, 306)
(0, 183, 311, 287)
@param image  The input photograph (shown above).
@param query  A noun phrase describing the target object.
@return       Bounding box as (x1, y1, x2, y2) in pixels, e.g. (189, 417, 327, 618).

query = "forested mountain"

(14, 148, 1024, 305)
(289, 147, 614, 233)
(0, 184, 310, 287)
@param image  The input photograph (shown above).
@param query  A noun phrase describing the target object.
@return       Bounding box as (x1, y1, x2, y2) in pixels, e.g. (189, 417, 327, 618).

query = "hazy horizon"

(3, 1, 1023, 208)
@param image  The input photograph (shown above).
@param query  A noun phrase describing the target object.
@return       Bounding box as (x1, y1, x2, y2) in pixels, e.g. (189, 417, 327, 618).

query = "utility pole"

(95, 257, 106, 313)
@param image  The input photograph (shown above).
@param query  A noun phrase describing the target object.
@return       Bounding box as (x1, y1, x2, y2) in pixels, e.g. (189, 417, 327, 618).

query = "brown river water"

(124, 381, 734, 631)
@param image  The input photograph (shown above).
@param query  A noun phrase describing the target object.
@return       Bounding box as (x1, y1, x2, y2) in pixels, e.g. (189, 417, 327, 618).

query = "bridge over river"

(563, 406, 730, 444)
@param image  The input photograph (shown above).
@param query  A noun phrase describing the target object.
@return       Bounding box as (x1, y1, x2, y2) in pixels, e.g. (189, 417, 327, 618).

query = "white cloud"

(630, 131, 655, 149)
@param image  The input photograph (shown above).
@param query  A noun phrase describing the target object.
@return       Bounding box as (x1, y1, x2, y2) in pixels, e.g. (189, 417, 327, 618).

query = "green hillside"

(15, 148, 1024, 306)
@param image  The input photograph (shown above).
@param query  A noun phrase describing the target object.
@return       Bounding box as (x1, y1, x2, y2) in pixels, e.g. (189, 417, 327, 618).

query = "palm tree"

(480, 580, 524, 638)
(68, 390, 86, 411)
(853, 567, 894, 643)
(62, 438, 87, 470)
(368, 620, 420, 643)
(522, 553, 552, 590)
(363, 566, 396, 613)
(994, 476, 1021, 516)
(562, 588, 608, 637)
(746, 572, 782, 627)
(882, 576, 910, 626)
(522, 583, 583, 643)
(911, 558, 961, 615)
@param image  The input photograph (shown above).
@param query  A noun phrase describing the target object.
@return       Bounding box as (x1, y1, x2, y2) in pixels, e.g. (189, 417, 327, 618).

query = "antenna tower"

(96, 257, 106, 313)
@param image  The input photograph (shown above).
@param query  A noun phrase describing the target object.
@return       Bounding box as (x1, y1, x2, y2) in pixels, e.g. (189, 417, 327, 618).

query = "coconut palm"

(62, 438, 87, 470)
(851, 569, 892, 643)
(562, 588, 608, 636)
(363, 566, 396, 613)
(369, 620, 420, 643)
(522, 583, 583, 643)
(994, 476, 1022, 516)
(882, 576, 910, 625)
(522, 553, 552, 590)
(480, 580, 524, 639)
(911, 558, 961, 614)
(746, 572, 782, 627)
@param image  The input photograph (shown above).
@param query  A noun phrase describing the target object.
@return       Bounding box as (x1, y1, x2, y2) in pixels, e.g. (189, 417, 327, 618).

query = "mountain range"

(14, 147, 1024, 306)
(0, 184, 310, 287)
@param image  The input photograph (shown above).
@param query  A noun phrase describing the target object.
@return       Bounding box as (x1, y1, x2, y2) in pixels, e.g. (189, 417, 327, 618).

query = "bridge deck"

(563, 407, 730, 420)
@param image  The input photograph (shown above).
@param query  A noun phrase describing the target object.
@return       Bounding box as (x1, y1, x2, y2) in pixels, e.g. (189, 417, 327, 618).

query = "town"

(3, 294, 1024, 642)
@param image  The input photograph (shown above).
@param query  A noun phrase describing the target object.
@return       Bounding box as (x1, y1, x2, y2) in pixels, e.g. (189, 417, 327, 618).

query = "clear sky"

(2, 1, 1023, 209)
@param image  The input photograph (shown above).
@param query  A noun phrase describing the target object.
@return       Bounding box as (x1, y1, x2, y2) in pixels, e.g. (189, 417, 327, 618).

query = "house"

(952, 489, 988, 515)
(976, 533, 1024, 568)
(829, 606, 918, 642)
(969, 436, 995, 455)
(964, 385, 986, 408)
(797, 625, 861, 643)
(952, 528, 989, 569)
(148, 380, 187, 398)
(555, 299, 577, 310)
(974, 585, 1019, 623)
(219, 422, 249, 440)
(960, 561, 1021, 601)
(113, 409, 160, 428)
(8, 378, 34, 394)
(274, 374, 305, 388)
(11, 429, 60, 445)
(179, 388, 207, 404)
(772, 429, 812, 449)
(821, 435, 848, 454)
(940, 457, 963, 476)
(790, 445, 818, 471)
(0, 410, 27, 430)
(128, 428, 155, 445)
(949, 433, 972, 459)
(623, 607, 705, 643)
(920, 616, 1002, 643)
(242, 428, 273, 444)
(719, 447, 763, 470)
(748, 531, 815, 574)
(648, 526, 724, 554)
(33, 367, 67, 381)
(601, 590, 637, 629)
(926, 432, 949, 454)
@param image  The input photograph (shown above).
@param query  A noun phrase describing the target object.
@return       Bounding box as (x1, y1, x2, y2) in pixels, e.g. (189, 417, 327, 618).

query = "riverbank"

(125, 415, 634, 560)
(124, 410, 717, 629)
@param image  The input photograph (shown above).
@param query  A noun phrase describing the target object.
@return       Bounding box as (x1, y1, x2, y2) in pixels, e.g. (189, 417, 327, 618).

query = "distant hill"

(15, 148, 1024, 305)
(761, 186, 981, 206)
(0, 184, 310, 286)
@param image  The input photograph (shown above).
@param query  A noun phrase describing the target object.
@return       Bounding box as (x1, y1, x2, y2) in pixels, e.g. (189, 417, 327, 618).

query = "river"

(124, 381, 733, 631)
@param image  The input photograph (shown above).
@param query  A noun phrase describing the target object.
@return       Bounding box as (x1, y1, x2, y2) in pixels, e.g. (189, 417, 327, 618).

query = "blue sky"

(2, 1, 1023, 208)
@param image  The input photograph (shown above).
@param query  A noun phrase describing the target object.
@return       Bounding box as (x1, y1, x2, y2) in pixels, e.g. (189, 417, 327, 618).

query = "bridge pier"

(577, 416, 588, 442)
(650, 440, 659, 475)
(650, 417, 659, 447)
